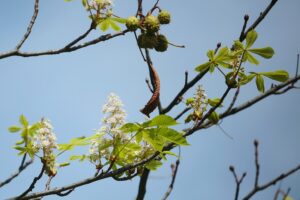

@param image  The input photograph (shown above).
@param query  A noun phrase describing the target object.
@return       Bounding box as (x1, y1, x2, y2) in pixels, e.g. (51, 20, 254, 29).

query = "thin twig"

(146, 78, 154, 93)
(112, 172, 138, 181)
(174, 107, 191, 121)
(45, 176, 54, 191)
(16, 165, 45, 199)
(15, 0, 39, 50)
(242, 164, 300, 200)
(240, 0, 278, 41)
(161, 148, 181, 200)
(229, 166, 247, 200)
(239, 15, 249, 42)
(254, 140, 260, 188)
(0, 160, 33, 188)
(56, 189, 74, 197)
(224, 87, 240, 114)
(0, 30, 129, 59)
(64, 25, 94, 49)
(134, 31, 147, 62)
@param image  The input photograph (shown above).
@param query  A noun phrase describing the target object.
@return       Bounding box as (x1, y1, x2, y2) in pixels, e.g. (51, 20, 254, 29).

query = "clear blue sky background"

(0, 0, 300, 199)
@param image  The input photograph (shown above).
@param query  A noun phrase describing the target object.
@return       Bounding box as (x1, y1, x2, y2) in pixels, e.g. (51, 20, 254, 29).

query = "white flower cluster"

(102, 93, 126, 129)
(33, 119, 58, 153)
(88, 93, 127, 163)
(88, 0, 113, 11)
(192, 85, 208, 114)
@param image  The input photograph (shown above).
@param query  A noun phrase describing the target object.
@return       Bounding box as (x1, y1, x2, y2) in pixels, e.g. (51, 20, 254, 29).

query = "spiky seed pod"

(137, 33, 158, 49)
(158, 10, 171, 24)
(126, 16, 140, 31)
(155, 34, 168, 52)
(143, 15, 160, 33)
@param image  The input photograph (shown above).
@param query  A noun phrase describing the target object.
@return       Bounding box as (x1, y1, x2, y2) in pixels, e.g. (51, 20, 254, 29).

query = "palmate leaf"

(143, 115, 178, 127)
(259, 70, 289, 82)
(207, 98, 222, 107)
(120, 123, 141, 133)
(19, 115, 29, 127)
(157, 127, 189, 146)
(142, 129, 165, 152)
(208, 111, 219, 124)
(248, 47, 274, 59)
(255, 74, 265, 93)
(110, 17, 126, 24)
(246, 30, 258, 49)
(145, 160, 162, 171)
(195, 62, 210, 72)
(8, 126, 21, 133)
(245, 51, 259, 65)
(99, 19, 110, 31)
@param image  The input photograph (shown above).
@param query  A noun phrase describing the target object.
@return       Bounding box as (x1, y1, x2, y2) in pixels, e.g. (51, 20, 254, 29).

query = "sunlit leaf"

(8, 126, 21, 133)
(208, 111, 219, 124)
(120, 123, 141, 133)
(259, 70, 289, 82)
(59, 162, 70, 167)
(246, 51, 259, 65)
(195, 62, 210, 72)
(145, 160, 162, 170)
(19, 115, 29, 127)
(207, 98, 222, 107)
(249, 47, 274, 59)
(246, 30, 258, 48)
(256, 75, 265, 93)
(158, 128, 189, 146)
(143, 115, 178, 127)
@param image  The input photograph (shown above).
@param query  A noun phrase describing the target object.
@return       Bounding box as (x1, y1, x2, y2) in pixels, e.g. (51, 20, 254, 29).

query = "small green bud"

(126, 16, 139, 31)
(155, 34, 168, 52)
(144, 15, 160, 33)
(158, 10, 171, 24)
(137, 33, 158, 49)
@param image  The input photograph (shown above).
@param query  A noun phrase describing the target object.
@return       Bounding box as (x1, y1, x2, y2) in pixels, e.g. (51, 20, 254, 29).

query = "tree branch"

(161, 157, 180, 200)
(16, 165, 45, 199)
(136, 169, 150, 200)
(240, 0, 279, 41)
(0, 30, 129, 59)
(0, 159, 33, 188)
(15, 0, 40, 50)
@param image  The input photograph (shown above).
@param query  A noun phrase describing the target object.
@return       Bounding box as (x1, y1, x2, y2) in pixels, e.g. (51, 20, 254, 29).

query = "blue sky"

(0, 0, 300, 199)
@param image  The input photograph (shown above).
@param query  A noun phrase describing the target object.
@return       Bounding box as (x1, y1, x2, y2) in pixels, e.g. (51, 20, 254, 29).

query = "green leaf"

(64, 0, 73, 2)
(246, 30, 258, 48)
(195, 62, 210, 72)
(120, 123, 141, 133)
(208, 111, 219, 124)
(8, 126, 22, 133)
(135, 131, 143, 143)
(239, 74, 256, 85)
(59, 162, 70, 167)
(215, 47, 229, 61)
(99, 19, 110, 32)
(185, 98, 194, 106)
(70, 155, 86, 162)
(15, 140, 25, 145)
(124, 143, 142, 151)
(109, 20, 121, 31)
(143, 129, 165, 151)
(259, 70, 289, 82)
(143, 115, 178, 127)
(207, 50, 215, 60)
(284, 196, 293, 200)
(207, 98, 222, 107)
(246, 51, 259, 65)
(145, 160, 162, 171)
(158, 128, 189, 146)
(19, 115, 29, 127)
(82, 0, 87, 7)
(110, 17, 126, 24)
(248, 47, 274, 59)
(233, 40, 244, 50)
(256, 75, 265, 93)
(162, 151, 178, 157)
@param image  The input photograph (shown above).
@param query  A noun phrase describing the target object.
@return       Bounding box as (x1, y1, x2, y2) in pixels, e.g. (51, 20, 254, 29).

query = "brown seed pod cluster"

(125, 10, 171, 52)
